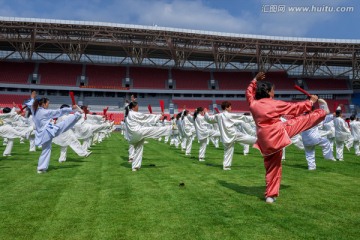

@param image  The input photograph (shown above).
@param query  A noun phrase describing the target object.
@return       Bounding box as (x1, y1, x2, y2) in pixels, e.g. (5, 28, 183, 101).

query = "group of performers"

(1, 91, 115, 173)
(1, 72, 358, 204)
(120, 72, 357, 203)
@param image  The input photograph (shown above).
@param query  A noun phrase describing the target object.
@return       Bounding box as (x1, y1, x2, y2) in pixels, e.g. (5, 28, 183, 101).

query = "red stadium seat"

(38, 63, 81, 86)
(214, 71, 253, 90)
(0, 94, 29, 108)
(131, 67, 168, 89)
(0, 62, 35, 84)
(86, 65, 126, 88)
(172, 69, 210, 90)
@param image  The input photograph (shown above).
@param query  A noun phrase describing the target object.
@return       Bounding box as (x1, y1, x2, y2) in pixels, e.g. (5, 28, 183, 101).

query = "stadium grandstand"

(1, 16, 360, 124)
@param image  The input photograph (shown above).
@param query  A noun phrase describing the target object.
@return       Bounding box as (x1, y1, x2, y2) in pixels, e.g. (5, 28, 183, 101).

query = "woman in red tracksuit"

(246, 72, 328, 203)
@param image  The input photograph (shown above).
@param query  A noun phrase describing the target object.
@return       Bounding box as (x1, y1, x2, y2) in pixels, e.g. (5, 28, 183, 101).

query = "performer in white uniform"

(333, 108, 353, 161)
(1, 110, 31, 156)
(169, 115, 180, 148)
(53, 104, 92, 162)
(125, 102, 171, 171)
(322, 117, 335, 151)
(204, 101, 257, 170)
(176, 112, 186, 151)
(25, 91, 82, 173)
(124, 95, 136, 162)
(349, 115, 360, 156)
(0, 107, 32, 156)
(301, 106, 335, 170)
(181, 110, 195, 156)
(193, 107, 220, 161)
(236, 117, 256, 156)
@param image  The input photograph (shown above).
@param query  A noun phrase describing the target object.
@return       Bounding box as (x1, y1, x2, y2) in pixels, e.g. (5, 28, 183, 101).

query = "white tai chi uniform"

(237, 120, 256, 156)
(125, 110, 171, 171)
(26, 115, 36, 152)
(123, 117, 135, 161)
(301, 114, 335, 170)
(194, 114, 220, 161)
(350, 119, 360, 156)
(334, 116, 353, 161)
(0, 110, 32, 156)
(182, 115, 195, 156)
(322, 120, 335, 151)
(53, 114, 91, 162)
(169, 117, 180, 148)
(209, 123, 220, 148)
(73, 115, 110, 151)
(177, 116, 186, 151)
(25, 98, 82, 172)
(0, 123, 30, 156)
(204, 111, 257, 169)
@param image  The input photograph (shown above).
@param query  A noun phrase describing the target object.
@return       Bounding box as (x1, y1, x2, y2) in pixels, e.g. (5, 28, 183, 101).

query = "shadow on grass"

(49, 164, 81, 171)
(65, 158, 89, 163)
(120, 162, 165, 170)
(218, 180, 264, 200)
(218, 180, 290, 200)
(204, 163, 256, 170)
(285, 163, 308, 170)
(286, 160, 359, 178)
(205, 163, 223, 169)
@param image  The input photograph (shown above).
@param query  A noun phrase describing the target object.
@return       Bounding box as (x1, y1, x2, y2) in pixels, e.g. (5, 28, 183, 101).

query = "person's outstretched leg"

(54, 113, 82, 137)
(285, 109, 326, 138)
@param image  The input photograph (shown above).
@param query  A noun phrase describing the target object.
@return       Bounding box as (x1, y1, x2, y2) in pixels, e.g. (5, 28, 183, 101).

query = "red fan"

(214, 107, 220, 113)
(18, 104, 26, 113)
(83, 106, 89, 120)
(148, 104, 153, 114)
(159, 100, 165, 113)
(294, 85, 311, 97)
(103, 107, 109, 119)
(69, 91, 76, 105)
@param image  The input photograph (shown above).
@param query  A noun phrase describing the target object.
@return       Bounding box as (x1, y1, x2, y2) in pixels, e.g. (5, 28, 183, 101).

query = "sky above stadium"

(0, 0, 358, 40)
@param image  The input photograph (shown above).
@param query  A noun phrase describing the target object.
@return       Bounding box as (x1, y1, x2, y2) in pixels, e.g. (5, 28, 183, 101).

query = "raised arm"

(203, 108, 218, 123)
(246, 72, 265, 104)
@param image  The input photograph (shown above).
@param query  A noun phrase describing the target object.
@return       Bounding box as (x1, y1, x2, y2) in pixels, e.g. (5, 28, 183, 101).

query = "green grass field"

(1, 133, 359, 240)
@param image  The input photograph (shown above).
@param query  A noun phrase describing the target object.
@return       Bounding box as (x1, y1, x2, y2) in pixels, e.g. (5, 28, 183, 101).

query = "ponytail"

(125, 101, 138, 118)
(181, 110, 188, 120)
(193, 107, 204, 120)
(33, 97, 49, 115)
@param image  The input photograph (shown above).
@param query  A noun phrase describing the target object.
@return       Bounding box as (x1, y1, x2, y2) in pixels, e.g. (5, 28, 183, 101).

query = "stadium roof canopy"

(0, 16, 359, 79)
